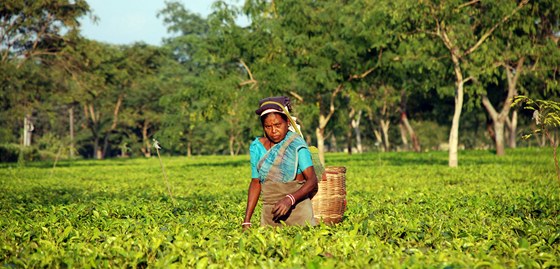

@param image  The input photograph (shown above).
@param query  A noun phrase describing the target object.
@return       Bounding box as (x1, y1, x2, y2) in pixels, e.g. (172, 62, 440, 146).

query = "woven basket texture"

(312, 166, 346, 225)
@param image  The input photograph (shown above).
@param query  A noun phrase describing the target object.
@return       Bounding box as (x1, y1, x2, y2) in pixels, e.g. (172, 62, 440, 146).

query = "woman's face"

(262, 113, 289, 143)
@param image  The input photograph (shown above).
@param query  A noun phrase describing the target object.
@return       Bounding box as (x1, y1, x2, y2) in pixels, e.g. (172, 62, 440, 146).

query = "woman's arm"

(291, 166, 318, 201)
(271, 166, 318, 219)
(243, 178, 261, 229)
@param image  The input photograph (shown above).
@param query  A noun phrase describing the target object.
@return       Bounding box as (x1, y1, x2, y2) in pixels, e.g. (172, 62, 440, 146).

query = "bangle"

(286, 194, 295, 206)
(242, 222, 251, 226)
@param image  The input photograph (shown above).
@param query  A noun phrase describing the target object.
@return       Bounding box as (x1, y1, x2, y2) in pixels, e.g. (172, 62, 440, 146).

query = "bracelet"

(242, 222, 252, 226)
(286, 194, 295, 206)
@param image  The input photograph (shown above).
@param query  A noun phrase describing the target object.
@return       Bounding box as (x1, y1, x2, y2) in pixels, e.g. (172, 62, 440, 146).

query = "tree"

(1, 0, 91, 153)
(64, 39, 130, 159)
(514, 96, 560, 182)
(389, 0, 530, 166)
(478, 0, 560, 156)
(118, 44, 173, 157)
(158, 1, 258, 156)
(0, 0, 91, 66)
(0, 61, 55, 146)
(242, 0, 385, 164)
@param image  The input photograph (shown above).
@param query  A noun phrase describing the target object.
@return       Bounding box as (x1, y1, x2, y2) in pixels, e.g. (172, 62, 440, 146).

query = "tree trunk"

(141, 121, 151, 157)
(352, 110, 363, 153)
(487, 120, 496, 145)
(119, 143, 128, 158)
(101, 136, 110, 158)
(448, 62, 464, 167)
(187, 132, 192, 157)
(84, 104, 101, 159)
(68, 107, 75, 158)
(438, 30, 465, 166)
(401, 112, 421, 152)
(229, 134, 235, 156)
(315, 85, 342, 166)
(367, 109, 384, 151)
(399, 91, 410, 151)
(328, 131, 337, 152)
(481, 57, 524, 156)
(347, 108, 355, 154)
(481, 94, 509, 156)
(95, 144, 103, 159)
(101, 95, 124, 159)
(494, 120, 506, 155)
(508, 110, 517, 148)
(399, 123, 408, 151)
(373, 130, 383, 151)
(346, 127, 352, 154)
(235, 139, 243, 155)
(380, 119, 390, 152)
(316, 126, 326, 164)
(23, 114, 34, 146)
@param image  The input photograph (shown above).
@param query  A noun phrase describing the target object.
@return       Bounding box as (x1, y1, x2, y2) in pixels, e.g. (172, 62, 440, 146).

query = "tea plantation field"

(1, 148, 559, 268)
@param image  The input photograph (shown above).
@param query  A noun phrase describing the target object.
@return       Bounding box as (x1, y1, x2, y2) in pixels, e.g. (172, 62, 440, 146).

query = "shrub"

(0, 144, 40, 162)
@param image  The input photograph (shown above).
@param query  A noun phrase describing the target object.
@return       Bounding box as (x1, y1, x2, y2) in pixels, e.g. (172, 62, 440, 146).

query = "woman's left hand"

(272, 197, 292, 220)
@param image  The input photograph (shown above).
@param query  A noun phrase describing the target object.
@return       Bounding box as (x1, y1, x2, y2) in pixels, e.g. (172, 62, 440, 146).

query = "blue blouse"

(250, 134, 313, 180)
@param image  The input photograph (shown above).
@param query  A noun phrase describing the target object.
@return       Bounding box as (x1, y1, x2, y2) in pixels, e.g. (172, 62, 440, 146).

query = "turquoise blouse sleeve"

(297, 147, 313, 174)
(249, 139, 262, 179)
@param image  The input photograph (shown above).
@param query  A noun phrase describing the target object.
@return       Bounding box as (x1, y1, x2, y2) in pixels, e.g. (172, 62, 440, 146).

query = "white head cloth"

(260, 109, 302, 134)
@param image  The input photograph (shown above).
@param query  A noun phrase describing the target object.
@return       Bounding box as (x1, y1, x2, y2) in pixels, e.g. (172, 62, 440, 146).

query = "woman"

(242, 96, 319, 228)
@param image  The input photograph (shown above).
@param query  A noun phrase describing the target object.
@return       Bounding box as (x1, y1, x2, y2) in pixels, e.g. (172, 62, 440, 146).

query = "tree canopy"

(1, 0, 559, 167)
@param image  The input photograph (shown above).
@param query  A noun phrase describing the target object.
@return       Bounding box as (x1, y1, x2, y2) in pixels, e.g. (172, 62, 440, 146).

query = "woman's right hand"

(272, 196, 293, 220)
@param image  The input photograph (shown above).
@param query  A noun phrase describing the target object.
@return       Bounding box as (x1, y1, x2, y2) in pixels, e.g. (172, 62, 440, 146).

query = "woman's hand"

(244, 178, 261, 230)
(271, 196, 293, 220)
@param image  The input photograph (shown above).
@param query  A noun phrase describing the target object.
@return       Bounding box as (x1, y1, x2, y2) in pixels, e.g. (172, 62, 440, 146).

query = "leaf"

(518, 237, 529, 248)
(196, 257, 209, 269)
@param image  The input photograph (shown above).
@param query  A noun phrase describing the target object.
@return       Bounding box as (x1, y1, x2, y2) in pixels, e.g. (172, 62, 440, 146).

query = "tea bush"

(1, 148, 558, 268)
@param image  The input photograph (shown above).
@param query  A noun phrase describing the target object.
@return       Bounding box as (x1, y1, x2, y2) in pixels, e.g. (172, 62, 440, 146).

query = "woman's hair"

(260, 112, 288, 126)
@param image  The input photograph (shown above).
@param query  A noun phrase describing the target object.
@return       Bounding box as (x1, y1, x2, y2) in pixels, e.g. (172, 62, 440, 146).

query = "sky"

(79, 0, 240, 46)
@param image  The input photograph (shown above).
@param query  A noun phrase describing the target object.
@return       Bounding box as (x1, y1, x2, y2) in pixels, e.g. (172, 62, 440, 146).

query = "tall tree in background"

(392, 0, 530, 166)
(66, 39, 128, 159)
(0, 61, 54, 145)
(243, 0, 383, 164)
(118, 44, 172, 157)
(206, 2, 259, 156)
(2, 0, 558, 161)
(0, 0, 90, 66)
(479, 0, 560, 156)
(340, 0, 434, 153)
(158, 2, 209, 156)
(1, 0, 90, 150)
(159, 1, 257, 156)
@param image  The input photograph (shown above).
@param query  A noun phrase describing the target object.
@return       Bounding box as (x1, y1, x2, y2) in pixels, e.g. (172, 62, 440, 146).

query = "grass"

(0, 148, 559, 268)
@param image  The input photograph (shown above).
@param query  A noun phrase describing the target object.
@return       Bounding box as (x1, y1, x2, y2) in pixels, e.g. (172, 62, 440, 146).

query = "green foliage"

(412, 121, 449, 151)
(513, 95, 560, 182)
(0, 149, 558, 267)
(513, 96, 560, 138)
(0, 0, 91, 64)
(1, 0, 560, 163)
(0, 144, 40, 163)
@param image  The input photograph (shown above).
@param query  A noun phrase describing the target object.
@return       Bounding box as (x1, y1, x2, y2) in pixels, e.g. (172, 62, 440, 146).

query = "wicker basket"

(312, 166, 347, 225)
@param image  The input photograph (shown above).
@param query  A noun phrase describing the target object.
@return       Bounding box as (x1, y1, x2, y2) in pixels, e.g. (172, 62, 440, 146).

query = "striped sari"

(256, 132, 316, 226)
